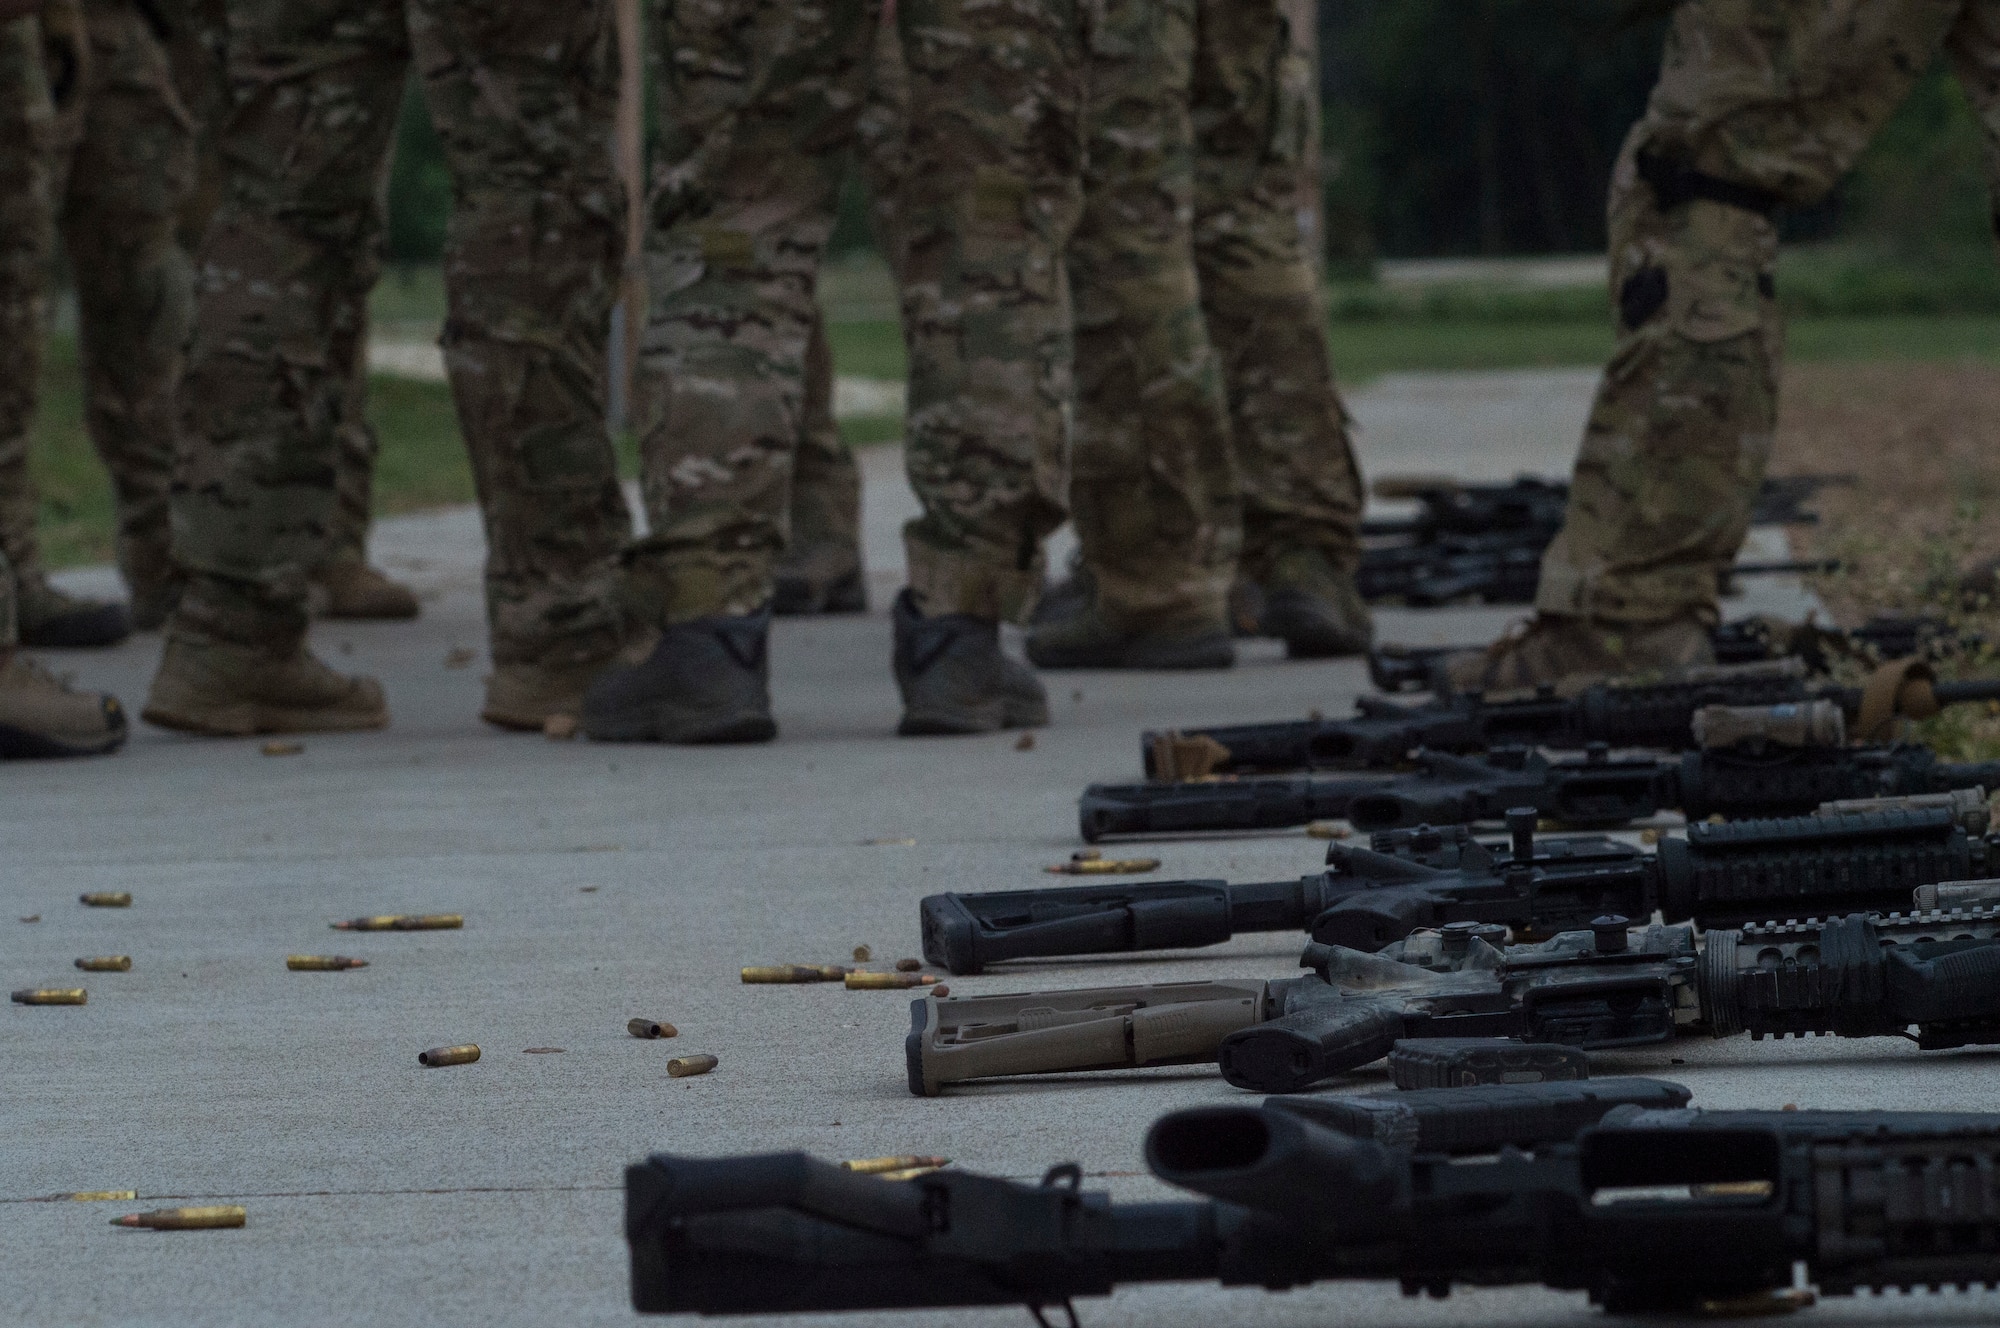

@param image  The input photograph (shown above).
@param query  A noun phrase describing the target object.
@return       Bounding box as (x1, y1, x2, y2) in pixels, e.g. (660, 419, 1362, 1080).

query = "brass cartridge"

(79, 892, 131, 908)
(418, 1044, 481, 1067)
(627, 1018, 679, 1039)
(111, 1206, 246, 1230)
(11, 988, 85, 1005)
(332, 914, 462, 931)
(286, 955, 368, 971)
(845, 971, 940, 991)
(667, 1054, 718, 1078)
(74, 957, 131, 972)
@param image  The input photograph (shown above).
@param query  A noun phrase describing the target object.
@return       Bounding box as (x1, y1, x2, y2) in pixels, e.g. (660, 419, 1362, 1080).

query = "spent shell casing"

(332, 914, 462, 931)
(112, 1205, 245, 1230)
(64, 1190, 136, 1202)
(667, 1054, 718, 1078)
(845, 971, 939, 990)
(418, 1044, 481, 1067)
(840, 1155, 950, 1176)
(12, 988, 86, 1005)
(626, 1018, 678, 1039)
(851, 945, 873, 962)
(739, 965, 847, 984)
(286, 955, 368, 971)
(74, 956, 132, 972)
(1044, 857, 1161, 876)
(79, 892, 132, 908)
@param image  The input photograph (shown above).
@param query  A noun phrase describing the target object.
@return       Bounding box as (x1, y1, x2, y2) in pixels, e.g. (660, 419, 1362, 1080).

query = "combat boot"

(1025, 595, 1234, 671)
(1027, 555, 1094, 630)
(127, 570, 184, 633)
(894, 589, 1048, 736)
(773, 541, 866, 616)
(1254, 548, 1373, 659)
(142, 634, 388, 735)
(310, 559, 421, 620)
(581, 607, 776, 744)
(0, 653, 127, 758)
(16, 577, 132, 649)
(483, 654, 622, 732)
(1435, 612, 1715, 696)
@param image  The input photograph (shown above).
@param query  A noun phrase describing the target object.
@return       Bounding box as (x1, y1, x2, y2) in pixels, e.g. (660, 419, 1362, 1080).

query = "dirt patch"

(1772, 361, 2000, 756)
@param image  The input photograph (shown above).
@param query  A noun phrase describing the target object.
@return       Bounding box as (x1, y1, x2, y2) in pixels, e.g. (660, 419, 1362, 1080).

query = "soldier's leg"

(405, 0, 629, 730)
(774, 309, 868, 616)
(58, 0, 195, 635)
(1025, 0, 1238, 672)
(142, 0, 402, 735)
(1192, 0, 1369, 660)
(583, 0, 874, 744)
(1452, 0, 1963, 692)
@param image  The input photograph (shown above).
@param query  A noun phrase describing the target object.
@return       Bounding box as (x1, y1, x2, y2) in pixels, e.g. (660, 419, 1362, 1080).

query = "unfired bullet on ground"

(74, 957, 131, 972)
(667, 1054, 717, 1078)
(845, 972, 940, 990)
(79, 892, 131, 908)
(111, 1206, 246, 1230)
(333, 914, 462, 931)
(627, 1018, 678, 1039)
(1044, 858, 1161, 876)
(287, 956, 368, 971)
(740, 965, 847, 984)
(12, 988, 86, 1005)
(62, 1190, 136, 1202)
(840, 1155, 949, 1175)
(418, 1044, 480, 1067)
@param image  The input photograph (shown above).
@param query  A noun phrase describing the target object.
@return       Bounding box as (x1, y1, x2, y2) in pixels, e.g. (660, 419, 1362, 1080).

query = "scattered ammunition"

(74, 957, 131, 972)
(260, 740, 304, 757)
(931, 985, 949, 998)
(418, 1044, 480, 1067)
(627, 1018, 679, 1039)
(1072, 848, 1102, 862)
(62, 1190, 135, 1202)
(860, 836, 916, 847)
(874, 1165, 949, 1182)
(840, 1155, 950, 1176)
(331, 914, 462, 931)
(12, 988, 86, 1005)
(1305, 822, 1351, 840)
(852, 945, 873, 962)
(79, 892, 131, 908)
(740, 965, 848, 984)
(1044, 857, 1161, 876)
(286, 955, 368, 971)
(845, 971, 940, 990)
(111, 1205, 245, 1231)
(1697, 1288, 1816, 1318)
(543, 713, 579, 740)
(895, 958, 923, 972)
(667, 1054, 718, 1078)
(522, 1047, 564, 1054)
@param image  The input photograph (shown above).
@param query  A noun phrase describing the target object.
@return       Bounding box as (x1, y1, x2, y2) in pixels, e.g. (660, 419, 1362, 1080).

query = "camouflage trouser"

(1066, 0, 1238, 629)
(1538, 0, 2000, 625)
(0, 14, 54, 647)
(898, 0, 1082, 620)
(1193, 0, 1362, 580)
(174, 0, 628, 666)
(629, 0, 887, 624)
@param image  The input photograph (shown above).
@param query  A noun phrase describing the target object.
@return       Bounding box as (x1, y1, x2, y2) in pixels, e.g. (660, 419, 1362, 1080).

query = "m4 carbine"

(907, 905, 2000, 1095)
(1142, 657, 2000, 776)
(629, 1093, 2000, 1317)
(924, 796, 1994, 972)
(1082, 728, 2000, 841)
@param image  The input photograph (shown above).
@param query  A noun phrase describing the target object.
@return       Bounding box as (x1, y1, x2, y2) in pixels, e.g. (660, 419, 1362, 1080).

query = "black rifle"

(907, 907, 2000, 1095)
(1144, 658, 2000, 775)
(1081, 741, 2000, 840)
(629, 1094, 2000, 1316)
(1369, 613, 1975, 693)
(923, 800, 1994, 971)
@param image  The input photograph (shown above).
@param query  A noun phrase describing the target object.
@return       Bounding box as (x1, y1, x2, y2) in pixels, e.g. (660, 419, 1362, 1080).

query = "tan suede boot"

(310, 560, 420, 621)
(0, 653, 128, 758)
(143, 635, 388, 735)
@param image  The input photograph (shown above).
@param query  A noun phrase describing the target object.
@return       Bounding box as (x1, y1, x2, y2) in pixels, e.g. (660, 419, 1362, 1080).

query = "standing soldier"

(1026, 0, 1372, 669)
(0, 1, 127, 757)
(1446, 0, 2000, 692)
(141, 0, 630, 735)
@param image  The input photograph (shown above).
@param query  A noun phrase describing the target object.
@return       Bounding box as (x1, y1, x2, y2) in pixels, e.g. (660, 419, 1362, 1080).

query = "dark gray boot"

(893, 589, 1048, 736)
(581, 607, 776, 744)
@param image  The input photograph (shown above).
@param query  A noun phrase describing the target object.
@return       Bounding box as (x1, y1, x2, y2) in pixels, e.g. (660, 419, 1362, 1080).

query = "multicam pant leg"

(1536, 0, 1987, 625)
(1192, 0, 1362, 581)
(405, 0, 629, 667)
(1066, 0, 1238, 631)
(629, 0, 876, 624)
(0, 14, 55, 609)
(60, 0, 197, 598)
(788, 309, 863, 571)
(896, 0, 1081, 621)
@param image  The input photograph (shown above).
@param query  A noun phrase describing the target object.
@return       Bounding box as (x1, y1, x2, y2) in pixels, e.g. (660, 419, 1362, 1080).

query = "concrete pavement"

(6, 370, 1982, 1328)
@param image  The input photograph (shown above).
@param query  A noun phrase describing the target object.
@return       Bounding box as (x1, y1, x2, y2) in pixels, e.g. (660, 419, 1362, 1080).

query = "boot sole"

(0, 717, 128, 759)
(582, 705, 776, 745)
(481, 706, 561, 733)
(897, 697, 1049, 737)
(140, 701, 389, 737)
